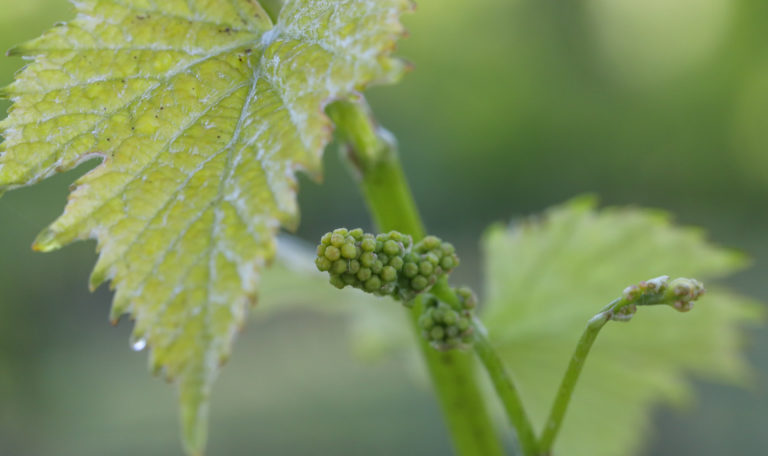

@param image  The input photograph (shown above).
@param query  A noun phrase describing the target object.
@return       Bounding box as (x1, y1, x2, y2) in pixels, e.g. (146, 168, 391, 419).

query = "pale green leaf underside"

(260, 236, 415, 360)
(0, 0, 410, 452)
(481, 197, 760, 456)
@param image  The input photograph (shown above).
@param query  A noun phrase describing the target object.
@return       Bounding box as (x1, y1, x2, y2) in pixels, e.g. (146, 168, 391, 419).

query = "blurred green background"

(0, 0, 766, 454)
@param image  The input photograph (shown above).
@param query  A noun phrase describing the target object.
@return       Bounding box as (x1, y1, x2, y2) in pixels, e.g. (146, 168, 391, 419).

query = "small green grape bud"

(456, 317, 470, 332)
(377, 253, 390, 265)
(622, 284, 642, 301)
(403, 262, 419, 278)
(361, 237, 376, 252)
(441, 243, 455, 255)
(320, 232, 332, 245)
(329, 276, 345, 289)
(315, 256, 332, 272)
(419, 314, 435, 330)
(330, 233, 345, 247)
(611, 304, 637, 321)
(371, 260, 384, 274)
(389, 256, 404, 271)
(341, 243, 358, 259)
(668, 277, 704, 312)
(331, 259, 347, 274)
(365, 276, 382, 292)
(421, 236, 441, 250)
(443, 310, 458, 326)
(457, 287, 471, 299)
(381, 265, 397, 282)
(644, 275, 669, 293)
(430, 326, 445, 341)
(670, 277, 704, 299)
(440, 256, 455, 270)
(456, 287, 477, 310)
(360, 252, 376, 267)
(324, 245, 341, 261)
(316, 244, 326, 256)
(342, 273, 356, 285)
(425, 252, 440, 265)
(446, 326, 459, 338)
(383, 240, 401, 256)
(357, 267, 372, 281)
(412, 276, 429, 291)
(419, 261, 434, 276)
(348, 260, 361, 274)
(349, 228, 364, 239)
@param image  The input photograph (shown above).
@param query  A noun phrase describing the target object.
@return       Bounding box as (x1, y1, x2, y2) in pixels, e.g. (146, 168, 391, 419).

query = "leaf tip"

(89, 264, 108, 291)
(109, 298, 128, 323)
(5, 41, 33, 57)
(5, 46, 21, 57)
(400, 58, 415, 73)
(32, 227, 63, 252)
(725, 247, 752, 271)
(566, 193, 599, 210)
(480, 221, 508, 243)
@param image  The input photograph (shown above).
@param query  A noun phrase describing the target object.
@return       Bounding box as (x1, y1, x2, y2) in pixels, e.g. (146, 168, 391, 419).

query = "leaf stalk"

(472, 317, 539, 456)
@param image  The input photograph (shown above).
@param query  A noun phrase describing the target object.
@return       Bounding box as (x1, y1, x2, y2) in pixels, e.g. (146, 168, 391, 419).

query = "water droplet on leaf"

(131, 338, 147, 352)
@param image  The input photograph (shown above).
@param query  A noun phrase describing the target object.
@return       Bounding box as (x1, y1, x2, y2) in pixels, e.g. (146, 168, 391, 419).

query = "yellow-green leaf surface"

(0, 0, 411, 453)
(481, 197, 760, 456)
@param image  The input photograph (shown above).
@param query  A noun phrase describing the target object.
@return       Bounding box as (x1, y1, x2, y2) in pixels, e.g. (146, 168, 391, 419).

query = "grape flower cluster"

(315, 228, 460, 301)
(418, 287, 477, 351)
(614, 275, 705, 321)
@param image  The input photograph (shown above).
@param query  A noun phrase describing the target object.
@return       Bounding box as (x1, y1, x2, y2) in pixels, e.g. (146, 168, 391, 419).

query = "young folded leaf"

(0, 0, 412, 454)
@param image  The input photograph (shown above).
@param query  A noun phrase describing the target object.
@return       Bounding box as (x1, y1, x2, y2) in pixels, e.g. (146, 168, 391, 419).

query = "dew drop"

(131, 338, 147, 352)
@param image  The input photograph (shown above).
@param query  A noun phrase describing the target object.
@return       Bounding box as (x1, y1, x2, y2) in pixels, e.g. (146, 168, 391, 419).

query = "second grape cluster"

(315, 228, 460, 301)
(419, 287, 477, 350)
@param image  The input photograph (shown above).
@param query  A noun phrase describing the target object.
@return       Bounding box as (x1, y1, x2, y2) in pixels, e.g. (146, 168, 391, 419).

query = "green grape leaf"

(260, 236, 414, 360)
(481, 196, 761, 456)
(0, 0, 411, 453)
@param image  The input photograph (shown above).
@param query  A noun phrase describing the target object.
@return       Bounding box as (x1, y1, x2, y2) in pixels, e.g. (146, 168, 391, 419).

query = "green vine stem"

(537, 277, 706, 455)
(328, 99, 505, 456)
(537, 299, 618, 454)
(473, 319, 539, 456)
